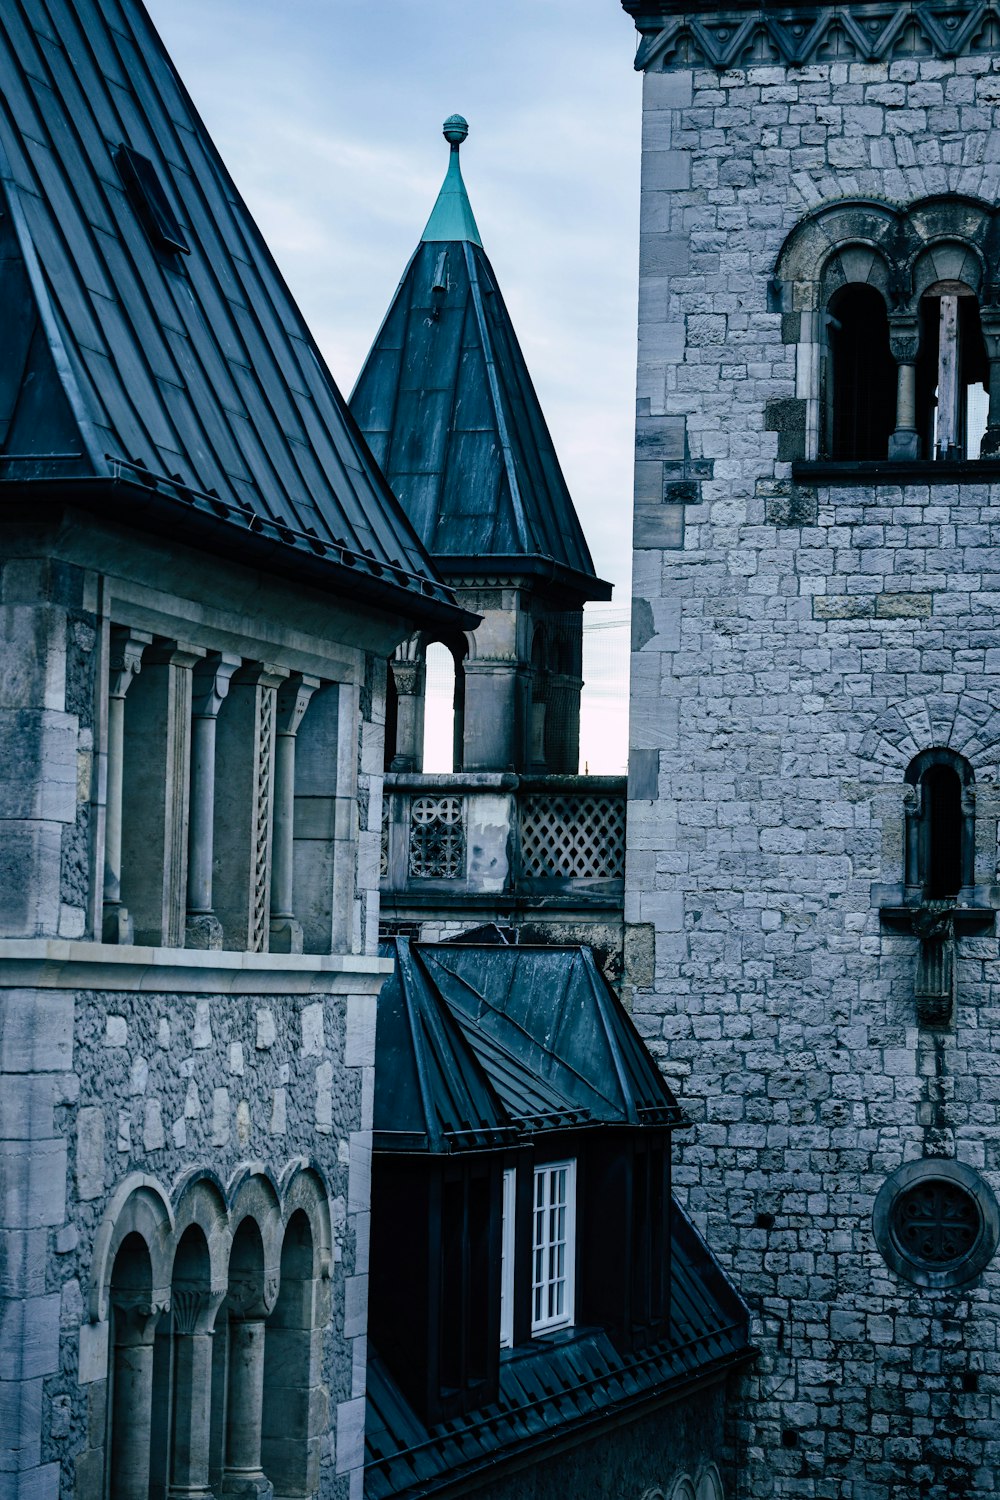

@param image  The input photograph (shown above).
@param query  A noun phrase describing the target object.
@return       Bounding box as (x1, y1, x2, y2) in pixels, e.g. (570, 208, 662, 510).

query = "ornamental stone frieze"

(624, 2, 1000, 73)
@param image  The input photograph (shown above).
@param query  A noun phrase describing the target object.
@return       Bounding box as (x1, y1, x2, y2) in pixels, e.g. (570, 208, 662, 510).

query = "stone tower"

(351, 117, 611, 779)
(354, 122, 626, 966)
(620, 3, 1000, 1496)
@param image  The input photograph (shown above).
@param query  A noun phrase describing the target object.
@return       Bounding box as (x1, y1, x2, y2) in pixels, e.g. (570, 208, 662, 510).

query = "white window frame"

(531, 1159, 576, 1334)
(500, 1166, 516, 1349)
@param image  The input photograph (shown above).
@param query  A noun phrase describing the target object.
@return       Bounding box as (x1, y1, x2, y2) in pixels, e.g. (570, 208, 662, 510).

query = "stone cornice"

(628, 2, 1000, 73)
(0, 939, 392, 993)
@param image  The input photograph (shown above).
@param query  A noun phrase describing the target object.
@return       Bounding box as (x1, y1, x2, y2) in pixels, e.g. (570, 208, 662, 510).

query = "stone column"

(888, 315, 920, 460)
(269, 675, 320, 954)
(110, 1300, 160, 1500)
(389, 658, 425, 771)
(186, 653, 241, 949)
(214, 663, 289, 952)
(979, 312, 1000, 457)
(223, 1319, 273, 1498)
(169, 1292, 223, 1500)
(103, 628, 152, 943)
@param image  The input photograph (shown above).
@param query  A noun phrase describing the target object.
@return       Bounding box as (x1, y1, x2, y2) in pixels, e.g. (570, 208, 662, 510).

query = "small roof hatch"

(113, 143, 190, 256)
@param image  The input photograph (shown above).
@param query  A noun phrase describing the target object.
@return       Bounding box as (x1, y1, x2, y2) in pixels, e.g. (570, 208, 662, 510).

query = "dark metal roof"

(365, 1202, 753, 1499)
(350, 129, 612, 604)
(374, 941, 682, 1151)
(374, 940, 516, 1153)
(0, 0, 467, 628)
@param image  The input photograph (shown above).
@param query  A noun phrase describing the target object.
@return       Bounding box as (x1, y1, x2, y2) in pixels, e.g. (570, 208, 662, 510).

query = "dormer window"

(531, 1161, 576, 1334)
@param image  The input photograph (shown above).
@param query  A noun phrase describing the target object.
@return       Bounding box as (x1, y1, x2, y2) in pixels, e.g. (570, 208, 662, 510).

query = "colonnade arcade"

(104, 625, 357, 955)
(89, 1166, 331, 1500)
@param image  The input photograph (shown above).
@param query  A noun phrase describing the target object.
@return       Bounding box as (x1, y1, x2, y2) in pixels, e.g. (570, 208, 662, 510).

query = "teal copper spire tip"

(421, 115, 482, 246)
(442, 114, 469, 145)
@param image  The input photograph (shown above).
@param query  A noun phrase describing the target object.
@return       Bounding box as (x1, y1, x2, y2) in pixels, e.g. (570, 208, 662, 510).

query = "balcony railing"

(380, 773, 626, 903)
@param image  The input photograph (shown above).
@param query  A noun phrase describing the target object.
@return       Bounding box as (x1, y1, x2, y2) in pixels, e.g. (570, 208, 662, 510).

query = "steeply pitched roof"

(0, 0, 465, 627)
(373, 940, 681, 1151)
(350, 123, 612, 602)
(366, 1203, 753, 1499)
(374, 940, 515, 1152)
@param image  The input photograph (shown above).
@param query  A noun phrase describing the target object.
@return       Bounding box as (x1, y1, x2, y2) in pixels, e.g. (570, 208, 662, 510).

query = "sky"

(144, 0, 642, 771)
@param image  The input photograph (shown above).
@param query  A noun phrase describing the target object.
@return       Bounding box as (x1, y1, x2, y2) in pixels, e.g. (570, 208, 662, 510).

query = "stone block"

(636, 415, 686, 462)
(344, 995, 376, 1069)
(347, 1131, 372, 1216)
(634, 504, 685, 551)
(643, 150, 691, 192)
(0, 993, 73, 1074)
(335, 1396, 366, 1476)
(639, 233, 691, 278)
(644, 69, 693, 109)
(812, 597, 875, 620)
(78, 1320, 109, 1385)
(0, 1295, 59, 1378)
(0, 1078, 54, 1142)
(76, 1108, 105, 1202)
(0, 1139, 66, 1228)
(875, 593, 933, 618)
(629, 749, 660, 802)
(343, 1273, 368, 1340)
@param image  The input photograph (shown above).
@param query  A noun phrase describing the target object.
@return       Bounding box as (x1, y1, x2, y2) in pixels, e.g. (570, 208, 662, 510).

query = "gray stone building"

(0, 5, 472, 1500)
(620, 2, 1000, 1496)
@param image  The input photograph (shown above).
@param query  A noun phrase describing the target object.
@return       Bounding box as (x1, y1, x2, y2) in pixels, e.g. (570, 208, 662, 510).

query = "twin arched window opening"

(827, 281, 989, 462)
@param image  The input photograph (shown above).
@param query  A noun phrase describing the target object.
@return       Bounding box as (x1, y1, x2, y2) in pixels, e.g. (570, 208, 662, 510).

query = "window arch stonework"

(773, 194, 1000, 463)
(84, 1160, 336, 1500)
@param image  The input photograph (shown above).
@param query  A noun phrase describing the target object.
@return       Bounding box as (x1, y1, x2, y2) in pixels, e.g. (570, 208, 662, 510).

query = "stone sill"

(793, 459, 1000, 487)
(0, 939, 393, 994)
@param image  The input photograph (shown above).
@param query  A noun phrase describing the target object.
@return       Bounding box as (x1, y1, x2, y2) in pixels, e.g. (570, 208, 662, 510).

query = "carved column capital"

(109, 627, 153, 699)
(888, 313, 920, 365)
(275, 674, 320, 738)
(192, 652, 242, 719)
(390, 661, 425, 697)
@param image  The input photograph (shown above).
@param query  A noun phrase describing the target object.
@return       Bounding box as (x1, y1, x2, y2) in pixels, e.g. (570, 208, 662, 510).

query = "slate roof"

(0, 0, 466, 627)
(350, 127, 612, 602)
(365, 1202, 753, 1500)
(374, 939, 683, 1150)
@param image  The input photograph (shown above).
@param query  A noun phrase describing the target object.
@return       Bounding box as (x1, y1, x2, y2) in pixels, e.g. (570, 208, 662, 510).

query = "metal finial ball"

(442, 115, 469, 146)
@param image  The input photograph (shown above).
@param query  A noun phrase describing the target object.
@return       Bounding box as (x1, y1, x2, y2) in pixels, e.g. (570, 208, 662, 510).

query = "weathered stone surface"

(628, 27, 1000, 1500)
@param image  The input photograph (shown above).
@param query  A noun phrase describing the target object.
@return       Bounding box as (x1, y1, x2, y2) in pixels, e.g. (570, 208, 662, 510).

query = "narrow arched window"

(422, 640, 465, 772)
(108, 1234, 156, 1500)
(904, 750, 974, 899)
(915, 285, 989, 459)
(262, 1212, 316, 1497)
(827, 285, 896, 460)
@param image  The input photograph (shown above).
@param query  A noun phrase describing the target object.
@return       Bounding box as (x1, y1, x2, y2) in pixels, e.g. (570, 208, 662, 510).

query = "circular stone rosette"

(873, 1158, 1000, 1290)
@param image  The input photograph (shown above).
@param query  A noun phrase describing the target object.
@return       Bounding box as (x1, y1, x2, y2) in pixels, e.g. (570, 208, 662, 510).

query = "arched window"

(262, 1212, 317, 1497)
(827, 284, 896, 460)
(915, 284, 989, 459)
(423, 640, 465, 772)
(108, 1234, 156, 1500)
(904, 750, 975, 899)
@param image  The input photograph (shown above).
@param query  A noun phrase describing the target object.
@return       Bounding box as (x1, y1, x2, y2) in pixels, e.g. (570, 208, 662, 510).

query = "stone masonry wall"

(0, 967, 378, 1500)
(627, 38, 1000, 1500)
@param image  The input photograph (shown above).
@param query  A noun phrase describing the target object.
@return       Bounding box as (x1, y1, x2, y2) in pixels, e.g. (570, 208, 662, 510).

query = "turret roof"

(351, 121, 611, 602)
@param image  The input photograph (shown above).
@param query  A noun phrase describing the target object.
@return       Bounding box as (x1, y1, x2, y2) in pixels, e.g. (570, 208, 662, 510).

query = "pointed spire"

(420, 115, 482, 246)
